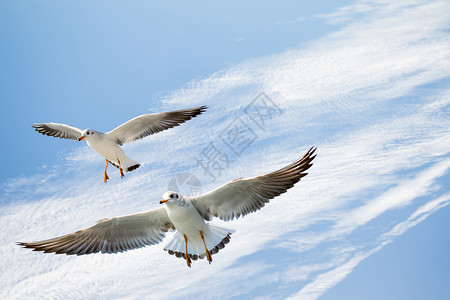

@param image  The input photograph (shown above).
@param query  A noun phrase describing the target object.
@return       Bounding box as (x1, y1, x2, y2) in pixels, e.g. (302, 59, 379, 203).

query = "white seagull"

(18, 147, 316, 267)
(32, 106, 207, 182)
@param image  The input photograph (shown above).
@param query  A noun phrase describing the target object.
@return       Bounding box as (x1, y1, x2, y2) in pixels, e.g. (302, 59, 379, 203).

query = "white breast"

(86, 134, 123, 161)
(165, 202, 207, 237)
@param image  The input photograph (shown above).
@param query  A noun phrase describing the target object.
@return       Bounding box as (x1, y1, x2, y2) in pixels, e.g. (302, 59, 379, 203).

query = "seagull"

(18, 147, 316, 267)
(32, 106, 207, 182)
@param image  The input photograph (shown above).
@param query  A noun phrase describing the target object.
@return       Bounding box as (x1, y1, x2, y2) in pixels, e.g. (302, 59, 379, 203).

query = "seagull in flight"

(32, 106, 207, 182)
(18, 147, 316, 267)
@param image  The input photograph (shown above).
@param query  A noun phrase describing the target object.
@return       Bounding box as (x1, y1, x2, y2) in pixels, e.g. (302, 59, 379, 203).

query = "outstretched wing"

(107, 106, 207, 145)
(191, 147, 316, 221)
(32, 123, 83, 141)
(17, 207, 174, 255)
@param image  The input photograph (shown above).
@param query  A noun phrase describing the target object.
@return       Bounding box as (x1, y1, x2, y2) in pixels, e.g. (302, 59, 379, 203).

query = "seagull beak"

(78, 136, 85, 141)
(160, 199, 168, 204)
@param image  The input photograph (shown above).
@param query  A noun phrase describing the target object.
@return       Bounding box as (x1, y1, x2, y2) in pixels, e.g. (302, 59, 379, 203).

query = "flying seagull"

(18, 147, 316, 267)
(32, 106, 207, 182)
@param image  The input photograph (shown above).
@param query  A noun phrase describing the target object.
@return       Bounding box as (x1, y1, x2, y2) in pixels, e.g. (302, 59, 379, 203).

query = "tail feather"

(164, 225, 234, 261)
(107, 158, 140, 172)
(206, 225, 234, 251)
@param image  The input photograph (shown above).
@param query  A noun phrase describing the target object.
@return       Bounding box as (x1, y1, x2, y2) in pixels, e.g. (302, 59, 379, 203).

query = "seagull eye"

(170, 193, 174, 198)
(87, 132, 90, 135)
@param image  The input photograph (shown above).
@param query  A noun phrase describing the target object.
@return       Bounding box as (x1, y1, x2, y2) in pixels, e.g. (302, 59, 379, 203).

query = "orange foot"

(200, 231, 212, 264)
(117, 159, 125, 179)
(104, 159, 110, 183)
(184, 235, 192, 268)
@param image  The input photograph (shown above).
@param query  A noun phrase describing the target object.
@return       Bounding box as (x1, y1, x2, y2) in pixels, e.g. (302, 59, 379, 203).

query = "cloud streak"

(1, 0, 449, 299)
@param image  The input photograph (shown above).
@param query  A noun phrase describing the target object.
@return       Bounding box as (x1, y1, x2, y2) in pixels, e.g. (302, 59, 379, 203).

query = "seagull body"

(81, 129, 140, 178)
(18, 147, 316, 267)
(161, 192, 234, 265)
(32, 106, 207, 181)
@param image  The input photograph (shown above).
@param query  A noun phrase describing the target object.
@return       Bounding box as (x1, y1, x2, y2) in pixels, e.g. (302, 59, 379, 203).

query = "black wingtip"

(300, 146, 317, 162)
(187, 105, 208, 119)
(31, 124, 41, 132)
(16, 242, 28, 249)
(305, 147, 317, 162)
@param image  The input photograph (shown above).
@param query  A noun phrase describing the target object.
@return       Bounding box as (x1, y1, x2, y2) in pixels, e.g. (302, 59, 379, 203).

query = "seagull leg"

(104, 159, 110, 182)
(200, 231, 212, 264)
(184, 235, 192, 268)
(117, 158, 125, 178)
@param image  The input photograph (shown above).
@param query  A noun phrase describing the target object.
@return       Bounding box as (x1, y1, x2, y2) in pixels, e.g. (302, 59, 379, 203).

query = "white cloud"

(288, 193, 450, 300)
(2, 0, 450, 299)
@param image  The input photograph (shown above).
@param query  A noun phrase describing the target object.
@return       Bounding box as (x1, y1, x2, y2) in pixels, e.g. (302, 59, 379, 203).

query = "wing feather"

(191, 147, 317, 221)
(107, 106, 207, 145)
(17, 207, 174, 255)
(32, 123, 83, 141)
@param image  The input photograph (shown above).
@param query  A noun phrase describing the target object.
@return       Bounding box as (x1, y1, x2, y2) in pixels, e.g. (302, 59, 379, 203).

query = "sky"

(1, 0, 449, 299)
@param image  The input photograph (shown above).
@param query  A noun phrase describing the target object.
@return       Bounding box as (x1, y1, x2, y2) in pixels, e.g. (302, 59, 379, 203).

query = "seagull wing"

(32, 123, 84, 141)
(17, 207, 174, 255)
(191, 147, 316, 221)
(106, 106, 207, 145)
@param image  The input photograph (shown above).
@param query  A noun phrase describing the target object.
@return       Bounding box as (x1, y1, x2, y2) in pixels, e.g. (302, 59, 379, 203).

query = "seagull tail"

(107, 156, 140, 173)
(204, 224, 235, 256)
(164, 225, 234, 261)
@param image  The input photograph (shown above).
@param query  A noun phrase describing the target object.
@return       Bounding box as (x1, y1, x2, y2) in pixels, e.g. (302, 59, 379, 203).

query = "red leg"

(200, 231, 212, 264)
(104, 159, 109, 182)
(184, 235, 192, 268)
(117, 158, 125, 178)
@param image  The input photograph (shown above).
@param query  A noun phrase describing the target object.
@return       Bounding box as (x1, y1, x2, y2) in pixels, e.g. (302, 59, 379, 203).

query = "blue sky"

(1, 0, 449, 299)
(0, 0, 348, 182)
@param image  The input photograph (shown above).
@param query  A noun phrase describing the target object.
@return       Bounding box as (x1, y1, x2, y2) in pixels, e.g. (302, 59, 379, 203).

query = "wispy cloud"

(288, 192, 450, 300)
(1, 0, 449, 299)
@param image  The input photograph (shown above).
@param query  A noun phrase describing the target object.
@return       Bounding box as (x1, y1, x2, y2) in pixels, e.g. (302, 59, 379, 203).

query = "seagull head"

(79, 129, 96, 141)
(160, 191, 181, 204)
